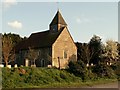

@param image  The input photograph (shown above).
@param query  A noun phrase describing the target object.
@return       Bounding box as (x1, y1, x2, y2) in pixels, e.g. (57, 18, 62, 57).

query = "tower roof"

(50, 10, 67, 26)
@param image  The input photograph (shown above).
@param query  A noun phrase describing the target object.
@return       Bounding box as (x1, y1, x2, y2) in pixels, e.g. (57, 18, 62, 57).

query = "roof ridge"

(30, 30, 49, 36)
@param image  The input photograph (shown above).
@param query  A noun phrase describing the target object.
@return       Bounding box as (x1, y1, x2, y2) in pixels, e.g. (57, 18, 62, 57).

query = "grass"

(14, 78, 117, 88)
(42, 78, 117, 88)
(2, 67, 118, 89)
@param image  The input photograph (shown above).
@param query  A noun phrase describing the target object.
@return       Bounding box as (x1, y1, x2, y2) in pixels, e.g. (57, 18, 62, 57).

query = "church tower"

(49, 10, 67, 32)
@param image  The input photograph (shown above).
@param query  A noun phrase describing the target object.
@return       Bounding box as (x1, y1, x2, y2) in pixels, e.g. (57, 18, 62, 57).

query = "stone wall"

(52, 27, 77, 68)
(16, 47, 52, 67)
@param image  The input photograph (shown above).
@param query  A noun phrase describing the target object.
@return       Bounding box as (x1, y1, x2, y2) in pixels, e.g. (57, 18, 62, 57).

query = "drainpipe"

(58, 57, 60, 69)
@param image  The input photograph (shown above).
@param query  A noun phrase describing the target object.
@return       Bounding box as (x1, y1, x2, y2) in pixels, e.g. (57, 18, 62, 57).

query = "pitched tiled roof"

(15, 27, 64, 53)
(50, 10, 67, 26)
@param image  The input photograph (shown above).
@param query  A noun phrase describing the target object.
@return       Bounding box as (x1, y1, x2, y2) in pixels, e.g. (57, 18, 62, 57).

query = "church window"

(41, 59, 45, 67)
(64, 50, 67, 59)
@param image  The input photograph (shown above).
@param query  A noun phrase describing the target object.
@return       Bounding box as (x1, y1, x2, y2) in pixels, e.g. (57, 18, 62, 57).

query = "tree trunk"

(4, 57, 8, 67)
(5, 60, 8, 67)
(34, 59, 35, 65)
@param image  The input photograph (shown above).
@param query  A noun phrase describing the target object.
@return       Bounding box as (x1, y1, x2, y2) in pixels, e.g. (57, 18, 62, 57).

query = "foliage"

(102, 40, 119, 64)
(76, 35, 103, 65)
(2, 66, 119, 89)
(117, 42, 120, 60)
(89, 35, 103, 65)
(76, 43, 90, 64)
(3, 33, 27, 46)
(75, 36, 119, 81)
(110, 61, 120, 78)
(68, 60, 90, 81)
(92, 63, 116, 78)
(2, 33, 26, 65)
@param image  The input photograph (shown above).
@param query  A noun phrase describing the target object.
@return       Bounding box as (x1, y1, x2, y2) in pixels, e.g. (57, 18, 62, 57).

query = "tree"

(26, 47, 39, 66)
(92, 62, 116, 78)
(68, 60, 88, 80)
(76, 35, 103, 65)
(89, 35, 103, 65)
(76, 42, 90, 64)
(2, 35, 14, 66)
(117, 42, 120, 61)
(102, 40, 119, 64)
(4, 33, 23, 45)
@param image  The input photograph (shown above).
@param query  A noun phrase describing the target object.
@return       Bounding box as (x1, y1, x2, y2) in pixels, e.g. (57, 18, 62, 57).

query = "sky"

(1, 0, 119, 43)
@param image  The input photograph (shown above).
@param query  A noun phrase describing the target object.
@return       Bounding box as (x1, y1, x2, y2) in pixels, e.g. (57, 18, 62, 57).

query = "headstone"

(25, 59, 29, 67)
(0, 64, 4, 68)
(14, 64, 17, 68)
(47, 65, 52, 68)
(31, 65, 36, 67)
(91, 63, 93, 66)
(86, 63, 89, 67)
(20, 65, 23, 67)
(110, 62, 112, 65)
(7, 65, 11, 68)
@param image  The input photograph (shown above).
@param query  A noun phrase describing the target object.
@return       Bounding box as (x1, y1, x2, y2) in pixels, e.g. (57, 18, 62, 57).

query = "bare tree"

(9, 49, 15, 62)
(26, 47, 39, 66)
(2, 35, 14, 66)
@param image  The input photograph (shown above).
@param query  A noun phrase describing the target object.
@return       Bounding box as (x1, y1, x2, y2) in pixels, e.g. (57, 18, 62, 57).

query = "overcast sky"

(1, 0, 118, 43)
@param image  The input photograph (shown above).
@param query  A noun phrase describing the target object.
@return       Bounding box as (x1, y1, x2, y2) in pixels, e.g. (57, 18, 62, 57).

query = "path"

(82, 81, 119, 88)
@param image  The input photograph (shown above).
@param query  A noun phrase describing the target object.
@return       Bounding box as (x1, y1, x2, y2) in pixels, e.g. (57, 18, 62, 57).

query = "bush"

(87, 67, 98, 80)
(92, 63, 116, 78)
(68, 60, 89, 81)
(110, 61, 120, 79)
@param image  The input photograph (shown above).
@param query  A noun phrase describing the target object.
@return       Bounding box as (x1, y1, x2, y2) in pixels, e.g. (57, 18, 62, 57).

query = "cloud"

(8, 21, 22, 29)
(76, 18, 82, 23)
(76, 17, 91, 24)
(3, 0, 17, 8)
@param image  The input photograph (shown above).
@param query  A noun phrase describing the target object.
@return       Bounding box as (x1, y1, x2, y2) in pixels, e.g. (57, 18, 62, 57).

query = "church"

(15, 10, 77, 69)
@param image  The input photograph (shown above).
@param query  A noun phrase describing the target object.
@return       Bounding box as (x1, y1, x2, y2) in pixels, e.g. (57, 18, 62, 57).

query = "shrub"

(92, 63, 116, 78)
(110, 61, 120, 79)
(87, 67, 98, 80)
(68, 60, 89, 81)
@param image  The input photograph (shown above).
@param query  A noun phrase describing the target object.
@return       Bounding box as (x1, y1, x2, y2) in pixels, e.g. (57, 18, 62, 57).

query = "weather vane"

(56, 2, 59, 11)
